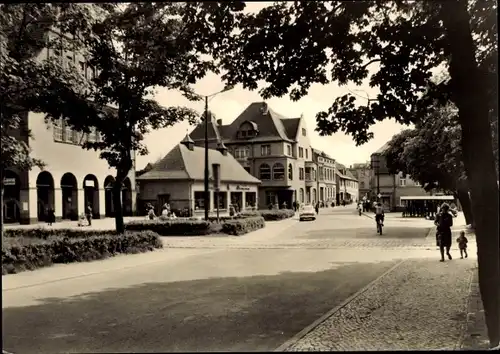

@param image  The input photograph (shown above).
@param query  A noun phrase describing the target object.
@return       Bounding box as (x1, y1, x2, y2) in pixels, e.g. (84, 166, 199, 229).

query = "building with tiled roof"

(136, 135, 260, 217)
(348, 162, 372, 201)
(189, 102, 318, 209)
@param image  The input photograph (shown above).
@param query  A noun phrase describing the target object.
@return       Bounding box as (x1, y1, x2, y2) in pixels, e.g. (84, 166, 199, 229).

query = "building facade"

(335, 163, 359, 204)
(370, 142, 431, 210)
(190, 102, 318, 209)
(3, 28, 136, 224)
(189, 102, 357, 209)
(136, 135, 260, 216)
(348, 163, 372, 201)
(312, 149, 337, 205)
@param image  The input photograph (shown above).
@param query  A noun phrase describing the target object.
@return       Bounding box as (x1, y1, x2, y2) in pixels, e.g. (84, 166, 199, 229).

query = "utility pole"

(203, 96, 209, 221)
(196, 86, 233, 221)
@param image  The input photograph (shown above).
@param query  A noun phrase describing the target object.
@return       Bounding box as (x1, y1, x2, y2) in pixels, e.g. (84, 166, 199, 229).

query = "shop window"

(216, 191, 227, 209)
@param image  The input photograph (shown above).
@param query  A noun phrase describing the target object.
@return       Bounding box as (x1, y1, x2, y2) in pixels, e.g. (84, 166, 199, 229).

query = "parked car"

(299, 205, 316, 221)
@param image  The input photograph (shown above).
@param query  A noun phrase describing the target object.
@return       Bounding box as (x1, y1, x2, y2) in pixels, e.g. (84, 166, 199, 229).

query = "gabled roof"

(373, 142, 390, 155)
(281, 117, 301, 140)
(189, 112, 222, 142)
(137, 144, 261, 184)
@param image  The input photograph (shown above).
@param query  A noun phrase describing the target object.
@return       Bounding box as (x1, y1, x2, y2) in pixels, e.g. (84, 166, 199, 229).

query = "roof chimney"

(260, 102, 269, 115)
(180, 133, 195, 151)
(216, 119, 222, 126)
(216, 140, 228, 156)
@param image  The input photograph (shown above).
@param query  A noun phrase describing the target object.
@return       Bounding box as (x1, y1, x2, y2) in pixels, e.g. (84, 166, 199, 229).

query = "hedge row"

(126, 218, 219, 236)
(241, 209, 296, 221)
(221, 216, 265, 236)
(125, 216, 265, 236)
(4, 228, 115, 239)
(2, 231, 163, 275)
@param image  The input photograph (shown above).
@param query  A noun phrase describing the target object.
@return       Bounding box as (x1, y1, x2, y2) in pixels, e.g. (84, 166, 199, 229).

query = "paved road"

(2, 207, 469, 353)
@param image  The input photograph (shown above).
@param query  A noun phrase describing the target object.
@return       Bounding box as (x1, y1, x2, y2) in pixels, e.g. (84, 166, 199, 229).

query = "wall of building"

(27, 112, 136, 222)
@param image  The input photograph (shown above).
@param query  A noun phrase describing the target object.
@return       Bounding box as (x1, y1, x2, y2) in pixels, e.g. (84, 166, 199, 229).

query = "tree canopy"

(384, 105, 465, 193)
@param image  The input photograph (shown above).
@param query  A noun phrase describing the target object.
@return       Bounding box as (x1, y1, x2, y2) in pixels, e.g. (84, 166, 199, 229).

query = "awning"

(400, 195, 454, 201)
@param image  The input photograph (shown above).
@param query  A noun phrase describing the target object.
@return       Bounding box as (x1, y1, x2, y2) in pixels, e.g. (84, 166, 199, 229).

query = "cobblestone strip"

(282, 258, 474, 351)
(460, 266, 490, 350)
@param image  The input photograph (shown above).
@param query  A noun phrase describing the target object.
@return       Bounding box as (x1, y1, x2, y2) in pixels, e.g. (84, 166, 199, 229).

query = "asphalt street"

(2, 207, 459, 353)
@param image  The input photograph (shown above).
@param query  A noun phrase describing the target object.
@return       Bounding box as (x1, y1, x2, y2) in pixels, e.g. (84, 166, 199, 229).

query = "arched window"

(272, 163, 285, 180)
(259, 164, 271, 180)
(299, 188, 304, 203)
(288, 164, 293, 180)
(312, 169, 316, 181)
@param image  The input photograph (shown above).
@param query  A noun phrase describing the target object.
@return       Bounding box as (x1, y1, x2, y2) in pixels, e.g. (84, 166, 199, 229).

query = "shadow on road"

(302, 226, 431, 240)
(3, 260, 399, 353)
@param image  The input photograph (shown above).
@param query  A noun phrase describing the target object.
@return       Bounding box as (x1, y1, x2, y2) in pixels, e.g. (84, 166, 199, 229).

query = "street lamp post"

(371, 156, 381, 202)
(197, 86, 234, 221)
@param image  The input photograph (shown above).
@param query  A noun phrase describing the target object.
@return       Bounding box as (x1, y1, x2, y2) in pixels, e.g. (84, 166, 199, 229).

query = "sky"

(136, 2, 410, 170)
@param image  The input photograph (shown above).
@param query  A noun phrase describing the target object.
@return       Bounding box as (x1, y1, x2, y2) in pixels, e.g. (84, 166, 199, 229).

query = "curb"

(274, 259, 407, 352)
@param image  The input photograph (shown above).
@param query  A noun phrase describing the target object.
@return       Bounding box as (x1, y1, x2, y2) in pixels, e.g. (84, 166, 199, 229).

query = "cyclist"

(374, 202, 384, 229)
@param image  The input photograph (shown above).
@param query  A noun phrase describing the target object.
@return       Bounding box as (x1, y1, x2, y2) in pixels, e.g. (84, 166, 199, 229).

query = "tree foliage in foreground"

(217, 0, 499, 347)
(21, 2, 244, 233)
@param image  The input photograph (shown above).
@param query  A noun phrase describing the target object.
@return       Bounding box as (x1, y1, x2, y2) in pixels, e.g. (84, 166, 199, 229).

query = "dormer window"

(238, 120, 259, 139)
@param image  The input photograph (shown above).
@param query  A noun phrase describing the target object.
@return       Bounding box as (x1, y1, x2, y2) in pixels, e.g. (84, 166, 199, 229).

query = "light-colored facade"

(136, 137, 260, 216)
(3, 28, 136, 224)
(312, 149, 337, 205)
(335, 163, 359, 204)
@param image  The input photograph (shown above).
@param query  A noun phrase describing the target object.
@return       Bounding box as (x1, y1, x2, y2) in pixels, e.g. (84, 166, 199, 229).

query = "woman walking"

(437, 203, 454, 262)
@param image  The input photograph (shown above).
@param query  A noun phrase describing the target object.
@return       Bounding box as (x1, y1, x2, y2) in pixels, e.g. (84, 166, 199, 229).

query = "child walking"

(456, 231, 468, 259)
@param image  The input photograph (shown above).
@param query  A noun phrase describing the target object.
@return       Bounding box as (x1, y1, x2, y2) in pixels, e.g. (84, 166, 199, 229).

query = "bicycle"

(376, 215, 384, 235)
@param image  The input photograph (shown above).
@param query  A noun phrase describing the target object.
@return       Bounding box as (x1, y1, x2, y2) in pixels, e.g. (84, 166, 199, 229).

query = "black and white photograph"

(1, 1, 498, 352)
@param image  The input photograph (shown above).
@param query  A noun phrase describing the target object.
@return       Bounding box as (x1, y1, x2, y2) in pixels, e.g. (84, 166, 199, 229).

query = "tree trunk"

(0, 168, 4, 240)
(457, 188, 474, 227)
(441, 0, 500, 347)
(112, 179, 124, 234)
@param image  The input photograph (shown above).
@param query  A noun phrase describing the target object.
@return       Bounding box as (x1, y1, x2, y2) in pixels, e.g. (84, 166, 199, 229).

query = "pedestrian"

(293, 201, 297, 212)
(315, 202, 319, 215)
(456, 231, 468, 259)
(437, 203, 453, 262)
(85, 203, 93, 226)
(47, 207, 55, 226)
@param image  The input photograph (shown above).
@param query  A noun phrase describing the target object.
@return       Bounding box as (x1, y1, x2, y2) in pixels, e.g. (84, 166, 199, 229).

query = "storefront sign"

(236, 185, 250, 191)
(3, 178, 16, 186)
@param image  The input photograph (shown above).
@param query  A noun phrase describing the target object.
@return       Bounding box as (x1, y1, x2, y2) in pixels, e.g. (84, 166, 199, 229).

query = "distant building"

(136, 134, 260, 216)
(312, 149, 337, 205)
(370, 142, 431, 210)
(348, 163, 372, 201)
(335, 163, 359, 204)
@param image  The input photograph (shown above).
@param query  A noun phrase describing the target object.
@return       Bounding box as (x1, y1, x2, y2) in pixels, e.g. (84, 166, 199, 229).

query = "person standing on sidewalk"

(437, 203, 453, 262)
(85, 203, 93, 226)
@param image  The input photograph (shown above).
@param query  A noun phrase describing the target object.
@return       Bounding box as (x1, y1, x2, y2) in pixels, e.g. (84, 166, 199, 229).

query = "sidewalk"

(280, 256, 479, 351)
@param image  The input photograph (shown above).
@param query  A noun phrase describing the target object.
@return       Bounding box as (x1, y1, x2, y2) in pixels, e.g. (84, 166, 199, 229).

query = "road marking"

(274, 259, 407, 352)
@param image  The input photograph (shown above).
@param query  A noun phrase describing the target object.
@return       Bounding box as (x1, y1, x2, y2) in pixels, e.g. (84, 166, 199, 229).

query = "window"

(299, 167, 305, 180)
(234, 147, 249, 159)
(399, 178, 406, 186)
(302, 128, 306, 136)
(414, 181, 421, 187)
(216, 191, 227, 209)
(305, 149, 308, 159)
(53, 119, 63, 141)
(288, 164, 293, 180)
(299, 147, 304, 158)
(259, 163, 271, 180)
(266, 191, 276, 206)
(312, 169, 316, 181)
(64, 122, 73, 143)
(299, 188, 304, 203)
(272, 163, 285, 180)
(261, 144, 271, 156)
(287, 144, 292, 156)
(245, 192, 256, 207)
(194, 191, 207, 210)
